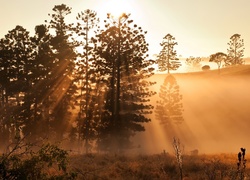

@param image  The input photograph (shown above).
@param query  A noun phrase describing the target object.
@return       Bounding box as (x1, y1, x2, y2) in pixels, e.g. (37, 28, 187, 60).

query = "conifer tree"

(95, 13, 155, 152)
(157, 34, 181, 73)
(21, 24, 54, 141)
(155, 74, 184, 138)
(45, 4, 77, 142)
(226, 34, 245, 66)
(73, 9, 100, 153)
(0, 26, 36, 145)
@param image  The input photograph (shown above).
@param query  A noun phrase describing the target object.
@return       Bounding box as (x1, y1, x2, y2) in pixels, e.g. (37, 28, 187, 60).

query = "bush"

(0, 137, 77, 179)
(202, 65, 210, 71)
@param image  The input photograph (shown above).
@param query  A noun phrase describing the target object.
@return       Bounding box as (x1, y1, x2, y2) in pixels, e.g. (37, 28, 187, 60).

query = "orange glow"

(97, 0, 134, 18)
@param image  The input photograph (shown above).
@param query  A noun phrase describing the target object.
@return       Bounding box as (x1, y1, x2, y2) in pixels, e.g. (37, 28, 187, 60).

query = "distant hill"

(164, 57, 250, 74)
(134, 64, 250, 154)
(174, 64, 250, 77)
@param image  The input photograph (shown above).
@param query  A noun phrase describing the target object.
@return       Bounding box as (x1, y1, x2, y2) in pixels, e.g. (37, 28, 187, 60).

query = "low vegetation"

(68, 150, 249, 180)
(1, 137, 248, 179)
(0, 137, 77, 179)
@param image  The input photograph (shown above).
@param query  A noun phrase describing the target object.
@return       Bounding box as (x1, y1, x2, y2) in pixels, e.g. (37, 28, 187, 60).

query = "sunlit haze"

(1, 0, 250, 155)
(97, 0, 135, 18)
(1, 0, 250, 59)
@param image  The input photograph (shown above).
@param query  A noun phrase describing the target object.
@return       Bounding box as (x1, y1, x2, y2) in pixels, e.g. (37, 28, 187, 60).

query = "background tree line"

(0, 4, 155, 153)
(0, 4, 245, 154)
(209, 34, 245, 73)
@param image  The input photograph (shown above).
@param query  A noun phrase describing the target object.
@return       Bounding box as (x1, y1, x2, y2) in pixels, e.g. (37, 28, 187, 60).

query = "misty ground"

(69, 152, 249, 180)
(133, 65, 250, 154)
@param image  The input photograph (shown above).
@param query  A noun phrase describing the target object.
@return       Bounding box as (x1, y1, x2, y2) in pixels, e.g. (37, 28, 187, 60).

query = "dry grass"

(64, 65, 250, 179)
(66, 65, 250, 179)
(68, 152, 250, 180)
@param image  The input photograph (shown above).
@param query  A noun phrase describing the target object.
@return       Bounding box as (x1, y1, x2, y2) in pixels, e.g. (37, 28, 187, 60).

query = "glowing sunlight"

(97, 0, 135, 17)
(1, 1, 250, 179)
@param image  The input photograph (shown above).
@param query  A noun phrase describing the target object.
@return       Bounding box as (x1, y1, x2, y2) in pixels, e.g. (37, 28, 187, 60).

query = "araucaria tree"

(155, 74, 184, 139)
(44, 4, 77, 142)
(96, 13, 155, 152)
(226, 34, 245, 66)
(73, 9, 100, 153)
(157, 34, 181, 73)
(0, 4, 156, 153)
(0, 25, 36, 145)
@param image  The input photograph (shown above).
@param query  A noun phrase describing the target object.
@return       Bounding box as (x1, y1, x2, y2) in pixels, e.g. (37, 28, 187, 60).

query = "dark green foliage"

(157, 34, 181, 73)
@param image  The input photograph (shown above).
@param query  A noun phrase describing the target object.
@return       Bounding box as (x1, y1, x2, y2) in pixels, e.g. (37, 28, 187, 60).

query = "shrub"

(0, 137, 77, 179)
(202, 65, 210, 71)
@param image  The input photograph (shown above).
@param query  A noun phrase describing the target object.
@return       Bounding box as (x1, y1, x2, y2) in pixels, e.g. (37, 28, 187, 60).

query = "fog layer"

(133, 66, 250, 154)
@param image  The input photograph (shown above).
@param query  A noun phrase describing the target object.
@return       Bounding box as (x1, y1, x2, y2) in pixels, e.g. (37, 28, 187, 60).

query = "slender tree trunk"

(85, 20, 90, 154)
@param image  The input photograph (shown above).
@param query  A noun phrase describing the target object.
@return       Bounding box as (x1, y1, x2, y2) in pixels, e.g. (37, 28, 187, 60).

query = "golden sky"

(1, 0, 249, 58)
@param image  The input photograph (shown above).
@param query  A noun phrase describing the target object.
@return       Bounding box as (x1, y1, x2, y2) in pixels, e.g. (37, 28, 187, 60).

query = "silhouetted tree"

(0, 25, 36, 145)
(0, 39, 17, 148)
(73, 9, 100, 153)
(155, 74, 184, 138)
(209, 52, 227, 73)
(95, 13, 155, 152)
(226, 34, 244, 66)
(157, 34, 181, 73)
(21, 24, 54, 141)
(45, 4, 77, 142)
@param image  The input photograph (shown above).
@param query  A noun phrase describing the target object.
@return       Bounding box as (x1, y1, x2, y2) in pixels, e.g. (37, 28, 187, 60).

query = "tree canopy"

(226, 34, 245, 66)
(157, 34, 181, 73)
(0, 4, 156, 153)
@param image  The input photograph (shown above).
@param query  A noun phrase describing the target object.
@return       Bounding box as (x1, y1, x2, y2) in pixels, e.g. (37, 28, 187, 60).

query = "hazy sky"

(1, 0, 249, 58)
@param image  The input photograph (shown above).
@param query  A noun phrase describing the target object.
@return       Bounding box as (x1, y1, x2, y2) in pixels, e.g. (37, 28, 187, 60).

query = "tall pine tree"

(157, 34, 181, 73)
(96, 13, 155, 152)
(45, 4, 77, 142)
(226, 34, 245, 66)
(73, 9, 101, 153)
(0, 26, 36, 145)
(155, 74, 184, 140)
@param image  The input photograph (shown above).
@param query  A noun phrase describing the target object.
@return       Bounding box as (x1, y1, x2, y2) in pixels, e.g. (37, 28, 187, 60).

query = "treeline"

(0, 4, 156, 153)
(1, 3, 245, 154)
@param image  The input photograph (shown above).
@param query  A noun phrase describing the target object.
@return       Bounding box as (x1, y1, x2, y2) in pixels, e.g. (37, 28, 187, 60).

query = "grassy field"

(68, 152, 249, 180)
(2, 65, 250, 179)
(66, 65, 250, 179)
(133, 64, 250, 154)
